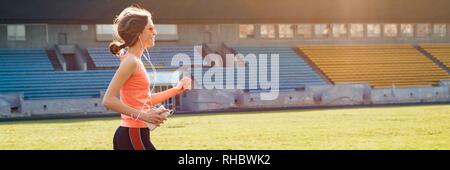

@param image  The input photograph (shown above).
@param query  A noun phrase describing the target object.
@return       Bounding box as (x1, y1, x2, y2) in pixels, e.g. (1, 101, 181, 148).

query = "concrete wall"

(439, 80, 450, 89)
(1, 23, 450, 49)
(185, 83, 371, 111)
(0, 24, 48, 48)
(181, 89, 242, 112)
(146, 83, 450, 113)
(0, 98, 11, 116)
(156, 23, 450, 47)
(239, 89, 316, 109)
(371, 86, 450, 104)
(0, 93, 25, 116)
(20, 98, 113, 116)
(0, 94, 21, 108)
(306, 84, 371, 106)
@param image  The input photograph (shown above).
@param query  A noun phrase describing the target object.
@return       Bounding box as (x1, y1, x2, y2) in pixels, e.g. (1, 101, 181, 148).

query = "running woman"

(102, 5, 192, 150)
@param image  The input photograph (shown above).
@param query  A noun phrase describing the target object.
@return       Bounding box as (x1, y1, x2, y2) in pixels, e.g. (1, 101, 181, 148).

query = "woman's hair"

(109, 5, 152, 56)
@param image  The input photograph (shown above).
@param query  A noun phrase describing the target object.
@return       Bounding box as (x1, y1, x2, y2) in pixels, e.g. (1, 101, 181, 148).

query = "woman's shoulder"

(119, 54, 139, 71)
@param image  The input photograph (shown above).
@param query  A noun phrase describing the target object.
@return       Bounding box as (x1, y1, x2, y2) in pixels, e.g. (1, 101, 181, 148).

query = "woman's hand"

(175, 76, 192, 91)
(139, 107, 168, 126)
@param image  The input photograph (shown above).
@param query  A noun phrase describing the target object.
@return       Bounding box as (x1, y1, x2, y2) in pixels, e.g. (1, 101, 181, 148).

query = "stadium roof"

(1, 0, 450, 24)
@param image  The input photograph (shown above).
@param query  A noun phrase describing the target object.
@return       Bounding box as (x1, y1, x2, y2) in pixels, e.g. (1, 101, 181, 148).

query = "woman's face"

(140, 18, 157, 48)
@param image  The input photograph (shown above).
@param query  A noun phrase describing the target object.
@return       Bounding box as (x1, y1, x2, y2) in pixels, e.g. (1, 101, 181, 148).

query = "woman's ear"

(137, 34, 143, 46)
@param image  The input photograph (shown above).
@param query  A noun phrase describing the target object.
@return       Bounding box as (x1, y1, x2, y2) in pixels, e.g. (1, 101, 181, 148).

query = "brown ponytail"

(109, 41, 127, 56)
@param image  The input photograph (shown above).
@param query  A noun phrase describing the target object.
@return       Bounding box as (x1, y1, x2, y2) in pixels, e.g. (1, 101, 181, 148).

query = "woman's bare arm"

(147, 87, 184, 106)
(147, 77, 191, 105)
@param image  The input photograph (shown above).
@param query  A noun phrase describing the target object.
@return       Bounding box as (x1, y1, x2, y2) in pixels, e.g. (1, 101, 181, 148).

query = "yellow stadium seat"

(298, 44, 450, 88)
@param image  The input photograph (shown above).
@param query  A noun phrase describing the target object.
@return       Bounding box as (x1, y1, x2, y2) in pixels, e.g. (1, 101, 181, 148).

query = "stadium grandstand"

(298, 44, 450, 88)
(419, 44, 450, 71)
(1, 0, 450, 118)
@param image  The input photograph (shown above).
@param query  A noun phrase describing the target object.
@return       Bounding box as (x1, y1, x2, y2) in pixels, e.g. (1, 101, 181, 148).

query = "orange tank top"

(119, 55, 151, 128)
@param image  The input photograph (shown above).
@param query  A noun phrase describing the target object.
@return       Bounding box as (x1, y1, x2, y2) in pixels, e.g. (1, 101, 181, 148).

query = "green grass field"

(1, 104, 449, 150)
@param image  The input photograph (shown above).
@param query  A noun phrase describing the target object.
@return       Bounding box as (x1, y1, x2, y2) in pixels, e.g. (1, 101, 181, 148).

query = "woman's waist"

(120, 89, 150, 100)
(121, 100, 153, 109)
(120, 114, 147, 128)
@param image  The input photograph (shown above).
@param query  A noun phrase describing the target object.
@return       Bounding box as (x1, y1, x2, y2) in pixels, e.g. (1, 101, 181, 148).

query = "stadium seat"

(420, 43, 450, 71)
(0, 70, 115, 100)
(0, 48, 53, 72)
(298, 44, 450, 88)
(87, 45, 199, 69)
(231, 47, 327, 91)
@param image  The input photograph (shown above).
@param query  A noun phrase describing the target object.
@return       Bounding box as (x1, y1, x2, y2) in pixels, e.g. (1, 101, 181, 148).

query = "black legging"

(113, 126, 156, 150)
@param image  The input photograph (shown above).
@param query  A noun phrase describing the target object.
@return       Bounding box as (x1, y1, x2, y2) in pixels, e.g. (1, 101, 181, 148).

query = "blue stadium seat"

(230, 47, 327, 91)
(0, 70, 115, 100)
(0, 48, 53, 72)
(87, 45, 199, 68)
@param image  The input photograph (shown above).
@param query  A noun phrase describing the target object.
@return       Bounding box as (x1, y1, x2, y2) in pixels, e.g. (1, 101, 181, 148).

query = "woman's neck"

(126, 45, 144, 59)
